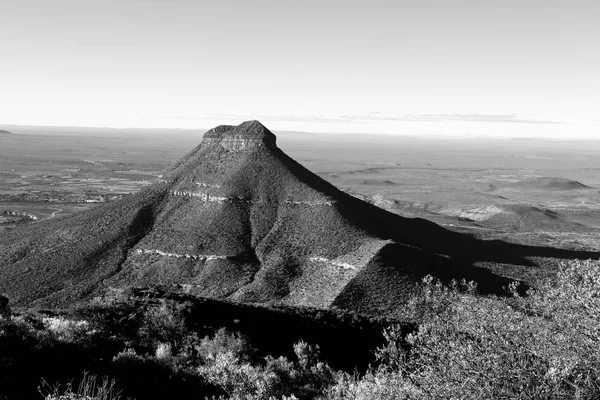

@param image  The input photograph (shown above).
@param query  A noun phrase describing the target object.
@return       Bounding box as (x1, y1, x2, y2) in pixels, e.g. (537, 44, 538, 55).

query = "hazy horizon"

(1, 0, 598, 139)
(4, 122, 600, 143)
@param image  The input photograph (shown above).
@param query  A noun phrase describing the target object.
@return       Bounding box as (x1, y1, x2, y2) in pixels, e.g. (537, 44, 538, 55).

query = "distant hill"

(1, 120, 598, 315)
(529, 177, 592, 190)
(488, 177, 593, 191)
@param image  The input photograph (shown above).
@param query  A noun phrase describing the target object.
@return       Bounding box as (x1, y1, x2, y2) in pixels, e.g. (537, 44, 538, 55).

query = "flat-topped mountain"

(200, 121, 277, 150)
(1, 121, 597, 314)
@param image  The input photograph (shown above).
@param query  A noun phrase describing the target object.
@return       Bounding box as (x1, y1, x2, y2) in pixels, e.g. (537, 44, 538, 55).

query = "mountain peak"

(202, 120, 277, 151)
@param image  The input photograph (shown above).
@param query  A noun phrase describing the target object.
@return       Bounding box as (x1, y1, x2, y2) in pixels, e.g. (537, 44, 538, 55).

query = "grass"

(39, 372, 122, 400)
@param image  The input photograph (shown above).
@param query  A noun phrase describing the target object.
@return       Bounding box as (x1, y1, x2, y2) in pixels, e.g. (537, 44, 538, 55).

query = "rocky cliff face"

(201, 120, 277, 151)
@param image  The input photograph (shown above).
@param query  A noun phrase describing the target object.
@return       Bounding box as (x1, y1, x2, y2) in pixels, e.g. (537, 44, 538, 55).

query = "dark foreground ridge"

(1, 120, 598, 315)
(0, 129, 12, 135)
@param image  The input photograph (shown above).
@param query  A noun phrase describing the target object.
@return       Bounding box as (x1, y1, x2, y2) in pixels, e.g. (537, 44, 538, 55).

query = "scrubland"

(2, 258, 599, 400)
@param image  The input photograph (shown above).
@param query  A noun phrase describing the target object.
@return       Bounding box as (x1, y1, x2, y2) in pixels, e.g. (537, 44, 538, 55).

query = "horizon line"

(1, 122, 598, 142)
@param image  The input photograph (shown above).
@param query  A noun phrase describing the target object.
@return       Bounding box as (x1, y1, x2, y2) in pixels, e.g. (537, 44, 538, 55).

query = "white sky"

(0, 0, 599, 138)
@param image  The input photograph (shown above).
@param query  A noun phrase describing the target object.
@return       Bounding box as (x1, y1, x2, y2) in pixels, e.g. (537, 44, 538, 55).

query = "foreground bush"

(138, 299, 195, 355)
(328, 259, 600, 400)
(7, 259, 600, 399)
(198, 330, 336, 399)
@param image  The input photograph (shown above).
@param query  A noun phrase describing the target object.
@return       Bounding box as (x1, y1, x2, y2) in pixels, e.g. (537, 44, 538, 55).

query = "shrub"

(155, 342, 172, 359)
(326, 369, 421, 400)
(138, 300, 193, 355)
(42, 317, 95, 343)
(198, 350, 279, 399)
(198, 336, 336, 400)
(327, 259, 600, 400)
(197, 328, 254, 363)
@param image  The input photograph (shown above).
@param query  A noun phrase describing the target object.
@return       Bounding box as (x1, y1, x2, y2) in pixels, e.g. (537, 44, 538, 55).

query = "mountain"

(1, 121, 598, 314)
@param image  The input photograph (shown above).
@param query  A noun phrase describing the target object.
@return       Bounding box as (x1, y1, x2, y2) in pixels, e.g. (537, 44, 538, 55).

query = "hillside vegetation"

(2, 258, 599, 399)
(330, 258, 600, 400)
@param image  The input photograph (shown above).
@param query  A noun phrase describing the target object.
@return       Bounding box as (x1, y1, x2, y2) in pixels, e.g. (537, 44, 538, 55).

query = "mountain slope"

(1, 121, 598, 314)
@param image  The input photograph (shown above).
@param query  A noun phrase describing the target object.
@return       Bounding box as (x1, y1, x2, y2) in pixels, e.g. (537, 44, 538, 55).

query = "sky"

(0, 0, 599, 138)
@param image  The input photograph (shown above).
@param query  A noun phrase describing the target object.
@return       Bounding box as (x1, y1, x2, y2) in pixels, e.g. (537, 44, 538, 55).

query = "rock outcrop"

(201, 121, 277, 151)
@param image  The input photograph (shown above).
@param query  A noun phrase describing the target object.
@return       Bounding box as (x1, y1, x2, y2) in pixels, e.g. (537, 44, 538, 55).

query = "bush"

(138, 300, 194, 355)
(199, 351, 278, 399)
(328, 259, 600, 400)
(197, 328, 254, 363)
(111, 347, 217, 399)
(42, 316, 95, 343)
(197, 335, 336, 400)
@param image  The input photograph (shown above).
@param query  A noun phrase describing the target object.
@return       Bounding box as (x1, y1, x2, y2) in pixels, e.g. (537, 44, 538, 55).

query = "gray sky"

(1, 0, 598, 138)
